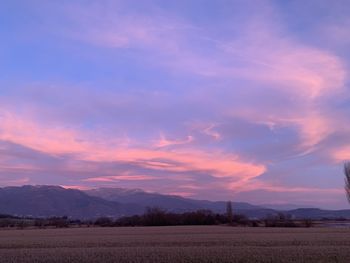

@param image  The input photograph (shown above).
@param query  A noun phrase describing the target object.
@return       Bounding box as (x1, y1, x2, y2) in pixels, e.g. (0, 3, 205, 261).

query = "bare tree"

(344, 162, 350, 203)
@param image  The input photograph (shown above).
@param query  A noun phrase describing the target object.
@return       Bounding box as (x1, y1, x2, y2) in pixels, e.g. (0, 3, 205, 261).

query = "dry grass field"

(0, 226, 350, 262)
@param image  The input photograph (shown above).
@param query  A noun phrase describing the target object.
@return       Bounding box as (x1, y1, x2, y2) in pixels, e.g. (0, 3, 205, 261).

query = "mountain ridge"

(0, 185, 348, 220)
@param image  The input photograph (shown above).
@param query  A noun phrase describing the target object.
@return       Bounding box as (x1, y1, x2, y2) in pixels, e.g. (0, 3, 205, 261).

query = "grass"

(0, 226, 350, 262)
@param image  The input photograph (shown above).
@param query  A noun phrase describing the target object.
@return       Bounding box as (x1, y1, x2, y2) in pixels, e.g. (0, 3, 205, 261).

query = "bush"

(301, 219, 314, 228)
(264, 213, 297, 227)
(48, 217, 69, 228)
(231, 214, 250, 226)
(94, 217, 113, 227)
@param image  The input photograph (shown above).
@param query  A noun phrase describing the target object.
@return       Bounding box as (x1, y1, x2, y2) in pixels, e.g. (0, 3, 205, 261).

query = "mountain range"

(0, 185, 349, 220)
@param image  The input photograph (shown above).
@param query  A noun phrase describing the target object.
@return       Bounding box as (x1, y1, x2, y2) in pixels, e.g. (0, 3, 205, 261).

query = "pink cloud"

(322, 18, 350, 47)
(46, 1, 347, 158)
(62, 2, 347, 157)
(218, 20, 346, 154)
(84, 175, 157, 182)
(0, 108, 266, 187)
(332, 147, 350, 163)
(53, 1, 189, 54)
(166, 191, 194, 197)
(155, 133, 194, 148)
(60, 185, 92, 191)
(229, 180, 343, 196)
(189, 122, 222, 141)
(0, 109, 88, 155)
(0, 177, 30, 186)
(108, 148, 266, 180)
(0, 164, 43, 173)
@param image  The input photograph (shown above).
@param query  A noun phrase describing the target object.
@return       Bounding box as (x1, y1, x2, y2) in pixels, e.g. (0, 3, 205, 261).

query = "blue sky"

(1, 0, 350, 208)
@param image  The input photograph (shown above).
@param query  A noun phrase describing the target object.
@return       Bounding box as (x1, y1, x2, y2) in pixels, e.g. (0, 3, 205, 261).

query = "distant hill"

(0, 185, 348, 220)
(85, 187, 276, 217)
(259, 204, 314, 211)
(287, 208, 350, 220)
(85, 187, 264, 212)
(0, 185, 143, 218)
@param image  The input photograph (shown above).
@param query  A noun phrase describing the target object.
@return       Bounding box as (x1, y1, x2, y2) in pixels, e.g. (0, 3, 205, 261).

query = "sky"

(1, 0, 350, 209)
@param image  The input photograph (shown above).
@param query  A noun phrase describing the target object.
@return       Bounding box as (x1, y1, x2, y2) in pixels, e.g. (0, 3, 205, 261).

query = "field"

(1, 226, 350, 262)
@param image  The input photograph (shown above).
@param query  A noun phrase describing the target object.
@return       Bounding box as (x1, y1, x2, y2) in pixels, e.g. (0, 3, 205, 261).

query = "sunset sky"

(1, 0, 350, 208)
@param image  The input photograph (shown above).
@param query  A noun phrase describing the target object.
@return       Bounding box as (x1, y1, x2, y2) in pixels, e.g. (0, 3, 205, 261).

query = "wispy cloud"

(155, 133, 194, 148)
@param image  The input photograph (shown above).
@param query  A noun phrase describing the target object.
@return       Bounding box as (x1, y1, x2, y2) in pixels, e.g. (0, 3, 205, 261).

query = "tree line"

(0, 206, 314, 229)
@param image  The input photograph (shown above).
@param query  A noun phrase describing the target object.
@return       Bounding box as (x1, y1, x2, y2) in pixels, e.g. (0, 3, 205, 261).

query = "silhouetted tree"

(232, 214, 249, 226)
(226, 201, 233, 225)
(34, 219, 46, 228)
(264, 213, 296, 227)
(182, 210, 215, 225)
(143, 207, 168, 226)
(49, 216, 69, 228)
(115, 215, 142, 226)
(94, 217, 113, 227)
(302, 219, 313, 228)
(344, 162, 350, 203)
